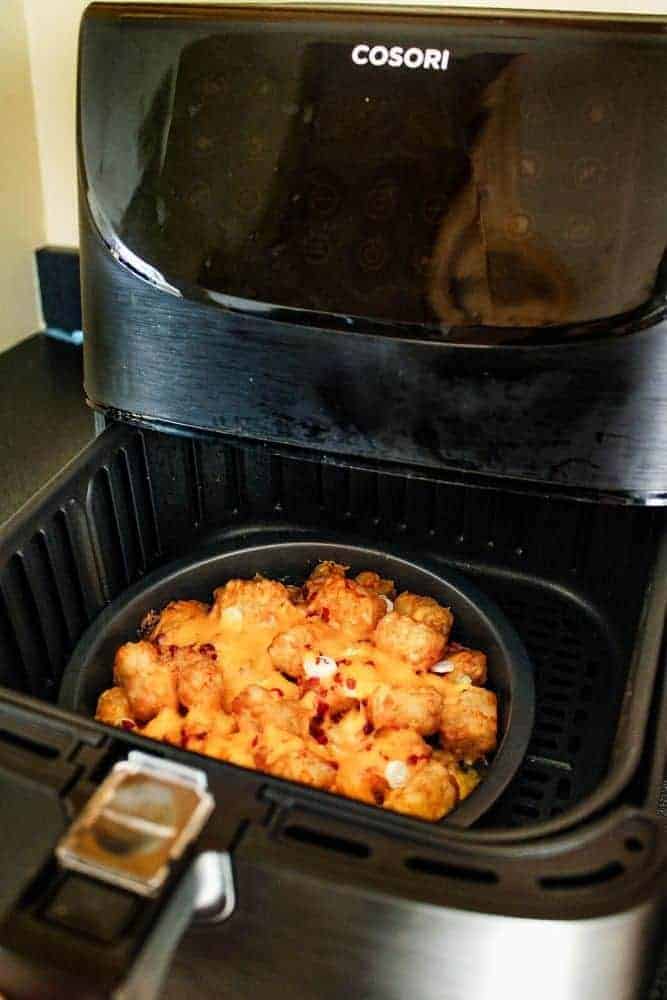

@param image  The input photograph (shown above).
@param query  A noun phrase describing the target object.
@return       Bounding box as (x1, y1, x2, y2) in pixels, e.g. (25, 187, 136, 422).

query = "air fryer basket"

(59, 540, 535, 827)
(0, 423, 665, 840)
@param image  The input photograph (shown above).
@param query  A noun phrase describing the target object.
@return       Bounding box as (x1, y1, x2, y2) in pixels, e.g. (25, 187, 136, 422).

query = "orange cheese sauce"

(96, 566, 497, 822)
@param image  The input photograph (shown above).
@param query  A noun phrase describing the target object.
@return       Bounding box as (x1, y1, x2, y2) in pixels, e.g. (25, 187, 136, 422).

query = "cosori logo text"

(351, 44, 450, 70)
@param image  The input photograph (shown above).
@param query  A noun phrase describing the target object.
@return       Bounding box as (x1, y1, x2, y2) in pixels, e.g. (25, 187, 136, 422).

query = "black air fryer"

(0, 4, 666, 998)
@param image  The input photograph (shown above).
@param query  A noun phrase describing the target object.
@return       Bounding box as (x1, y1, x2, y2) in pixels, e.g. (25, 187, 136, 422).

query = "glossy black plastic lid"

(59, 539, 535, 827)
(79, 4, 667, 341)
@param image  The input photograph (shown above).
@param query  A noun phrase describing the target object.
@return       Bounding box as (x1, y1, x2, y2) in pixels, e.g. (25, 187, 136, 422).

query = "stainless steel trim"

(165, 858, 664, 999)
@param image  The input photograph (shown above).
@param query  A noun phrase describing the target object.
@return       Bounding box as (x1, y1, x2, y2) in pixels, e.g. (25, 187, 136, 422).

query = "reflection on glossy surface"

(80, 7, 667, 341)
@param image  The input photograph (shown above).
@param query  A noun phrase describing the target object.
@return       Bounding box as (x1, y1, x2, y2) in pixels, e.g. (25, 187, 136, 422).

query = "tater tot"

(176, 655, 225, 711)
(372, 727, 432, 764)
(113, 641, 178, 723)
(140, 707, 183, 746)
(336, 750, 389, 806)
(394, 592, 454, 640)
(183, 706, 235, 753)
(368, 684, 443, 736)
(213, 577, 301, 629)
(355, 571, 396, 599)
(307, 575, 386, 639)
(372, 612, 445, 671)
(271, 749, 338, 790)
(303, 561, 348, 600)
(439, 679, 498, 761)
(95, 686, 134, 728)
(205, 729, 256, 768)
(268, 621, 338, 679)
(232, 684, 310, 738)
(147, 599, 210, 646)
(440, 643, 487, 685)
(384, 760, 458, 821)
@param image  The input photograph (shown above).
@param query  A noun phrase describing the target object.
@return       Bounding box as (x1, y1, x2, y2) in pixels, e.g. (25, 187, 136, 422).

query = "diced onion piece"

(430, 659, 455, 675)
(303, 653, 337, 680)
(385, 760, 409, 789)
(381, 595, 394, 613)
(221, 605, 243, 628)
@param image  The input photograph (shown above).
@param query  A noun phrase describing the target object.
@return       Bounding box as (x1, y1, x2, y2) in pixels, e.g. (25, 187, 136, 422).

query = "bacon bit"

(330, 710, 346, 724)
(330, 761, 339, 770)
(309, 719, 328, 745)
(345, 677, 357, 690)
(334, 672, 342, 684)
(271, 688, 284, 698)
(321, 607, 330, 622)
(407, 753, 431, 765)
(304, 643, 312, 650)
(304, 677, 320, 690)
(168, 645, 178, 656)
(363, 722, 374, 735)
(252, 735, 259, 748)
(317, 699, 329, 717)
(199, 643, 217, 659)
(364, 660, 375, 667)
(369, 774, 387, 805)
(120, 719, 136, 731)
(339, 659, 351, 666)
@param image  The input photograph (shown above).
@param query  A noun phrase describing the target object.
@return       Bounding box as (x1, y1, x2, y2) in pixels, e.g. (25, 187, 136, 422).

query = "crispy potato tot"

(268, 621, 338, 679)
(336, 750, 390, 806)
(113, 641, 178, 723)
(440, 643, 487, 685)
(307, 575, 386, 639)
(385, 760, 458, 821)
(95, 686, 134, 728)
(394, 592, 454, 639)
(439, 679, 498, 761)
(372, 612, 445, 671)
(232, 684, 310, 738)
(141, 707, 183, 746)
(176, 654, 225, 711)
(213, 577, 300, 629)
(146, 600, 210, 646)
(205, 729, 257, 768)
(271, 749, 338, 790)
(355, 571, 396, 599)
(303, 561, 348, 599)
(183, 706, 235, 753)
(368, 684, 443, 736)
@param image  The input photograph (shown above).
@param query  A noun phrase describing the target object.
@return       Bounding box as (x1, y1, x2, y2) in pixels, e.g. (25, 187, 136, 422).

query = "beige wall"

(23, 0, 206, 250)
(0, 0, 44, 351)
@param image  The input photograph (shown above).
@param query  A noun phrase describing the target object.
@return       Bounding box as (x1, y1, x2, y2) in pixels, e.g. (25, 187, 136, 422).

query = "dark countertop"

(0, 334, 94, 525)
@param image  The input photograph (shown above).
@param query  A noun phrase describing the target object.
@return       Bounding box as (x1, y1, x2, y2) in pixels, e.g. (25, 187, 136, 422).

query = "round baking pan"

(59, 540, 534, 827)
